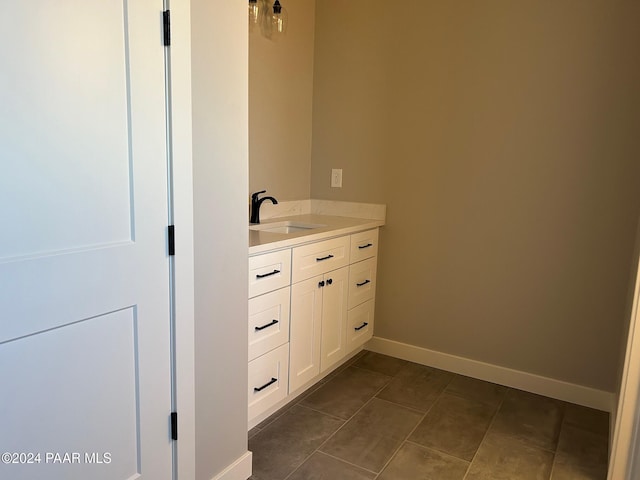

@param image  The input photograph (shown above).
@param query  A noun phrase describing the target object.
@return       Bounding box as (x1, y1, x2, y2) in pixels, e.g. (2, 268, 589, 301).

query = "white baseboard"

(210, 451, 253, 480)
(366, 336, 614, 412)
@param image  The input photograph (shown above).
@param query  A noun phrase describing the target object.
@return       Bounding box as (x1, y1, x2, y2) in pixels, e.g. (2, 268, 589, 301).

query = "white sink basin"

(249, 221, 326, 234)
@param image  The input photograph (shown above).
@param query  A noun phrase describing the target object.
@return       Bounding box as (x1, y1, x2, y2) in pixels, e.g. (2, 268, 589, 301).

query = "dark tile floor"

(248, 351, 610, 480)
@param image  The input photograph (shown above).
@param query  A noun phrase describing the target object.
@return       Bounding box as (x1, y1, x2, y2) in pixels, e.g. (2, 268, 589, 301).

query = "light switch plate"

(331, 168, 343, 188)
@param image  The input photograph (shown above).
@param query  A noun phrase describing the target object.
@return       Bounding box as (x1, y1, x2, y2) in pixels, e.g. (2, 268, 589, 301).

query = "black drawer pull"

(254, 377, 277, 392)
(356, 279, 371, 287)
(255, 319, 279, 331)
(358, 243, 373, 249)
(326, 278, 333, 285)
(355, 322, 369, 331)
(319, 280, 325, 288)
(316, 254, 334, 262)
(256, 269, 280, 279)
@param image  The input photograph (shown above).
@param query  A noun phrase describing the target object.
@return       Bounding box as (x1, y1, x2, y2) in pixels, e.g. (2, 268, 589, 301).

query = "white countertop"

(249, 214, 384, 255)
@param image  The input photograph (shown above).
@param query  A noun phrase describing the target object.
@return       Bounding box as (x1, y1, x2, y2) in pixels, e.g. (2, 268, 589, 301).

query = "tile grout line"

(251, 360, 370, 480)
(371, 370, 455, 479)
(461, 387, 510, 480)
(304, 354, 421, 479)
(404, 438, 476, 465)
(250, 350, 366, 435)
(293, 403, 351, 422)
(313, 450, 380, 476)
(283, 362, 397, 480)
(547, 401, 571, 480)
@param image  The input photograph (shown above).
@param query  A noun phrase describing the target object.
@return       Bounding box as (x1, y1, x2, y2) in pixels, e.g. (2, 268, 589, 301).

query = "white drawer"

(350, 229, 379, 263)
(248, 287, 290, 361)
(249, 249, 291, 298)
(347, 299, 374, 353)
(292, 236, 350, 283)
(248, 343, 289, 422)
(348, 257, 377, 309)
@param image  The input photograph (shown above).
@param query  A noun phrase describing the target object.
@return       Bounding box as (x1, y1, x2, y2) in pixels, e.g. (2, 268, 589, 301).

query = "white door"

(0, 2, 173, 480)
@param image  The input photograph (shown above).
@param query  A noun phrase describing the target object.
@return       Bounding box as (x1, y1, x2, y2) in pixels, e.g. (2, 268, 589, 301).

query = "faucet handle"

(251, 190, 267, 201)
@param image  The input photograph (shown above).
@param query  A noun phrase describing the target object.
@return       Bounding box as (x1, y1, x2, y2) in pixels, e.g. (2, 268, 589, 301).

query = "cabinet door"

(320, 266, 349, 373)
(289, 275, 323, 392)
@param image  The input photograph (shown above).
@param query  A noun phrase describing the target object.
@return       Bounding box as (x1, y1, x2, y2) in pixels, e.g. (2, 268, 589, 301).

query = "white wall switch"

(331, 168, 343, 188)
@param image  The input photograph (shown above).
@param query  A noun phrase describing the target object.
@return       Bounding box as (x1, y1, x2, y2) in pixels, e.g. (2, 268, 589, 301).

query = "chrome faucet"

(250, 190, 278, 224)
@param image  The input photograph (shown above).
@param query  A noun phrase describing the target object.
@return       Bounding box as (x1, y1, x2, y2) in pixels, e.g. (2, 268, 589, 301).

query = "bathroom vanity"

(247, 213, 383, 428)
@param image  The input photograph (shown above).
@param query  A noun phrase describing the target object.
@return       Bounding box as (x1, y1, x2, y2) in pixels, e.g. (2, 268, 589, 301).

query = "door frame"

(164, 1, 195, 478)
(609, 240, 640, 479)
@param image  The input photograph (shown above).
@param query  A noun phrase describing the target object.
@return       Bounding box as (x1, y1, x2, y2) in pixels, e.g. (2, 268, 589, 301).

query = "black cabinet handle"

(355, 322, 369, 331)
(316, 254, 334, 262)
(358, 243, 373, 249)
(254, 377, 277, 392)
(318, 280, 325, 288)
(356, 279, 371, 287)
(326, 278, 333, 285)
(255, 319, 279, 331)
(256, 269, 280, 279)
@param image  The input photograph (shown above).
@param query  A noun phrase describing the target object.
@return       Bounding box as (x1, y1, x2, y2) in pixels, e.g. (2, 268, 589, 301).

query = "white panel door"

(0, 2, 173, 480)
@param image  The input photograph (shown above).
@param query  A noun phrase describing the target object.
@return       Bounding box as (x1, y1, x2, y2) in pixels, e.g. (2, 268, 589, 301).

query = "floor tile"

(247, 353, 609, 480)
(562, 403, 609, 437)
(319, 397, 423, 472)
(300, 366, 390, 419)
(409, 392, 495, 461)
(489, 388, 563, 451)
(249, 405, 344, 480)
(550, 461, 607, 480)
(376, 362, 453, 412)
(287, 452, 376, 480)
(378, 442, 469, 480)
(550, 424, 608, 480)
(352, 351, 409, 377)
(254, 393, 301, 430)
(445, 374, 507, 409)
(465, 431, 554, 480)
(318, 355, 358, 384)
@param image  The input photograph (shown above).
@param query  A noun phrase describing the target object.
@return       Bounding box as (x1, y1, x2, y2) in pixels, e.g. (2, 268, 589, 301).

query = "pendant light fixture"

(249, 0, 287, 39)
(248, 0, 260, 30)
(271, 0, 287, 35)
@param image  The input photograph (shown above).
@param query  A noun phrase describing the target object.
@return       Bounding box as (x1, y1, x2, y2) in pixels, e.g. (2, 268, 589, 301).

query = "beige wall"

(249, 0, 316, 201)
(311, 0, 640, 391)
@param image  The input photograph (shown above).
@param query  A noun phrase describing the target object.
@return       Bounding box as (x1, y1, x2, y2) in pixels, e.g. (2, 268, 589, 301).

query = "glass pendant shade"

(248, 0, 260, 28)
(271, 0, 288, 36)
(249, 0, 287, 39)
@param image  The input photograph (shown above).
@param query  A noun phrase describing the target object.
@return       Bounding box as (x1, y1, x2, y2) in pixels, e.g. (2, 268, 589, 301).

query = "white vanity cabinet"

(247, 226, 380, 427)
